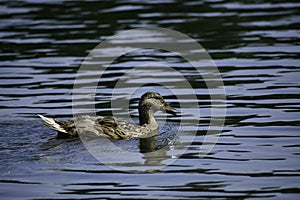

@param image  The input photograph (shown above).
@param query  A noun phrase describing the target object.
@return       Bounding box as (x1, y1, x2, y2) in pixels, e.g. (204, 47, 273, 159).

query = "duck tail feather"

(38, 114, 67, 133)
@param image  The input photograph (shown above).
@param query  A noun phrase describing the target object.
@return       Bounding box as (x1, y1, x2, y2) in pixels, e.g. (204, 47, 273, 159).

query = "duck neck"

(138, 105, 158, 128)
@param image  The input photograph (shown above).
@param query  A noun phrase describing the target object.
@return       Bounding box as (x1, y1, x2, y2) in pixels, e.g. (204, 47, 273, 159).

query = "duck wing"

(95, 117, 130, 140)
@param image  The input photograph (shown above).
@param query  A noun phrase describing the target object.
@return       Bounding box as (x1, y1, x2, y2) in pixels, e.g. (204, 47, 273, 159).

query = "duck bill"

(164, 105, 179, 116)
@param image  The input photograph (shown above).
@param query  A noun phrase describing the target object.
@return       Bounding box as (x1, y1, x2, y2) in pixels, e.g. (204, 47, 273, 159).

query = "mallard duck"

(38, 92, 178, 139)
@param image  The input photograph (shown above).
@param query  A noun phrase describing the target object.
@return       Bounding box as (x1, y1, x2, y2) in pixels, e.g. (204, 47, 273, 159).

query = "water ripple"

(1, 0, 300, 199)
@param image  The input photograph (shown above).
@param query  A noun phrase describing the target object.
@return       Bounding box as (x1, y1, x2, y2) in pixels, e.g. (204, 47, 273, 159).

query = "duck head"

(138, 92, 178, 124)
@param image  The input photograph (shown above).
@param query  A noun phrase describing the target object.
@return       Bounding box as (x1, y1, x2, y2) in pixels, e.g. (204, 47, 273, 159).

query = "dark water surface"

(1, 0, 300, 199)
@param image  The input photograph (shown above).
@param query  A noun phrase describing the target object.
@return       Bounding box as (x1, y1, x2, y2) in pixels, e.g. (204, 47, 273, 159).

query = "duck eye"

(153, 96, 162, 101)
(154, 97, 165, 104)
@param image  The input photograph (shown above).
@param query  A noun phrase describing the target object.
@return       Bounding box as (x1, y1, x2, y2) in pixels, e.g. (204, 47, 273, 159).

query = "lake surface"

(1, 0, 300, 199)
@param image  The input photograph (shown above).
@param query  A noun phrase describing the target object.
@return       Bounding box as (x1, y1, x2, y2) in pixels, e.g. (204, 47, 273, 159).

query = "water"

(1, 0, 300, 199)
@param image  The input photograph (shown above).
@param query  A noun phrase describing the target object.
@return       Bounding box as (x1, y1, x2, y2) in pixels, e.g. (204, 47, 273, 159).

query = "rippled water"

(1, 0, 300, 199)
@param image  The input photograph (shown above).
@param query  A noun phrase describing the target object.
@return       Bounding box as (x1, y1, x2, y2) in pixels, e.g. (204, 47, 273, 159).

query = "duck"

(38, 92, 178, 139)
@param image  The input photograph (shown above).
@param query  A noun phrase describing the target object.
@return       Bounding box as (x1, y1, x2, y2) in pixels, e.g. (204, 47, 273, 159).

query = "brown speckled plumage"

(39, 92, 178, 140)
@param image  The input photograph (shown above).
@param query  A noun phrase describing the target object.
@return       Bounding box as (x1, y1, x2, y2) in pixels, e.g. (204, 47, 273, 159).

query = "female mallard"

(38, 92, 178, 139)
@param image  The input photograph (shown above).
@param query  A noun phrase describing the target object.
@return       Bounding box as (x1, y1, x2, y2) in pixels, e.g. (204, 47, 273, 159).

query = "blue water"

(1, 0, 300, 199)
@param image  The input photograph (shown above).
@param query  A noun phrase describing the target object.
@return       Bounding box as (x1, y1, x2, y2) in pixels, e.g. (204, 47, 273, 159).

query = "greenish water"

(1, 0, 300, 199)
